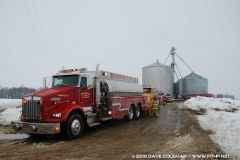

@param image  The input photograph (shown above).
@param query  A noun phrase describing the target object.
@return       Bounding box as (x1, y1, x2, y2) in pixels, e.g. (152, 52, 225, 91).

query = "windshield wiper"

(55, 84, 67, 87)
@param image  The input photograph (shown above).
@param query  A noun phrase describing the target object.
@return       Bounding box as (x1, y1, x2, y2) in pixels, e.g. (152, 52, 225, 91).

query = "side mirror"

(80, 86, 86, 90)
(43, 77, 52, 88)
(88, 84, 93, 89)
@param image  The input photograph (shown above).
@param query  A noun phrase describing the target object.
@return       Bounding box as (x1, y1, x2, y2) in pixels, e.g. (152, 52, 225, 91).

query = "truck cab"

(13, 68, 96, 139)
(165, 93, 172, 103)
(142, 85, 155, 105)
(142, 85, 158, 114)
(156, 91, 166, 105)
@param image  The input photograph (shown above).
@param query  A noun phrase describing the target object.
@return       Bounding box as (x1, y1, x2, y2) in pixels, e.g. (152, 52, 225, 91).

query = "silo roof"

(143, 59, 169, 68)
(183, 72, 207, 80)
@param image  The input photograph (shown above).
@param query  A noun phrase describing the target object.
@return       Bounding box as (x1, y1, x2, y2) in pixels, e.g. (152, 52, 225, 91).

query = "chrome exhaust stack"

(95, 63, 101, 105)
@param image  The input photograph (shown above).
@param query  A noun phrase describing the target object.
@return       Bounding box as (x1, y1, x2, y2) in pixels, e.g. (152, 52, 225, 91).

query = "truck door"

(79, 76, 92, 107)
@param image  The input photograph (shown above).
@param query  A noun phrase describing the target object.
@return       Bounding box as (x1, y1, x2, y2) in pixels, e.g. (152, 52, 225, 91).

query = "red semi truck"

(11, 65, 149, 139)
(156, 91, 166, 105)
(165, 93, 172, 103)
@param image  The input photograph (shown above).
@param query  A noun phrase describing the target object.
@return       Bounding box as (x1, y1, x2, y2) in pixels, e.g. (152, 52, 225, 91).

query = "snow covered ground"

(0, 98, 29, 139)
(183, 96, 240, 157)
(0, 98, 21, 110)
(0, 99, 22, 125)
(0, 97, 240, 157)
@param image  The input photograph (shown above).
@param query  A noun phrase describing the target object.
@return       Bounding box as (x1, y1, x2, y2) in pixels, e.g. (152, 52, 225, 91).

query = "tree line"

(0, 86, 42, 99)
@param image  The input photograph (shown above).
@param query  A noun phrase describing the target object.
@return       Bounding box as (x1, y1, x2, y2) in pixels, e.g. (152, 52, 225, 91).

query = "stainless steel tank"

(142, 60, 173, 94)
(88, 70, 143, 96)
(177, 72, 208, 95)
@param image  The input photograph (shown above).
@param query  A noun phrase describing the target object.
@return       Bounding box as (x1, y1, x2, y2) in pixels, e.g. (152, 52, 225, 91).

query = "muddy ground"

(0, 102, 226, 160)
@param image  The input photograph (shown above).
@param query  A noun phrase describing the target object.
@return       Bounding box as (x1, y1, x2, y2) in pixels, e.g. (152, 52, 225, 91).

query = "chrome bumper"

(11, 120, 60, 134)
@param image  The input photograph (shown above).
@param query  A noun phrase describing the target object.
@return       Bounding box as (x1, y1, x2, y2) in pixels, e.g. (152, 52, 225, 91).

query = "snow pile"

(184, 96, 240, 112)
(0, 99, 28, 140)
(184, 97, 240, 156)
(0, 99, 21, 110)
(0, 107, 21, 125)
(0, 99, 22, 125)
(198, 110, 240, 156)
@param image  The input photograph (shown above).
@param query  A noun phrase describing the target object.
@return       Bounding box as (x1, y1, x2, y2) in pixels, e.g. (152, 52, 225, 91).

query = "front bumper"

(166, 98, 172, 102)
(11, 120, 60, 134)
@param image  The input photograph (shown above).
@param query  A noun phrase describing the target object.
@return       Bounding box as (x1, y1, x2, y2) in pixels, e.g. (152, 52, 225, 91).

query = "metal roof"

(143, 59, 169, 68)
(183, 72, 207, 80)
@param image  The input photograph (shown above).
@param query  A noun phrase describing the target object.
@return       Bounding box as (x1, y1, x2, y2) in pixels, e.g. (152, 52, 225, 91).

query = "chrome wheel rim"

(129, 108, 133, 119)
(71, 119, 81, 135)
(136, 107, 140, 117)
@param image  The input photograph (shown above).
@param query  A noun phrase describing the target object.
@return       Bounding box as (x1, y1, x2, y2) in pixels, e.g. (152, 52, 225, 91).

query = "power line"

(175, 53, 194, 73)
(23, 0, 53, 71)
(31, 0, 55, 69)
(164, 53, 170, 65)
(208, 81, 228, 95)
(174, 61, 182, 79)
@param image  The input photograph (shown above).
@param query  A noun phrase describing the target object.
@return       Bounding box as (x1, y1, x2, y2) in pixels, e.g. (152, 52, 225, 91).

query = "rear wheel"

(134, 105, 141, 119)
(61, 113, 84, 140)
(124, 106, 134, 121)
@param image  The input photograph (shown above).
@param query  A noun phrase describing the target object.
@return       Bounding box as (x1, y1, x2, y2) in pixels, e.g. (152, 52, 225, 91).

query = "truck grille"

(22, 97, 42, 120)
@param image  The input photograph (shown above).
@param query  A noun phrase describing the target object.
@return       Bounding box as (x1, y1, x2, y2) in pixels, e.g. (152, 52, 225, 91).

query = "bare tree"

(0, 86, 37, 99)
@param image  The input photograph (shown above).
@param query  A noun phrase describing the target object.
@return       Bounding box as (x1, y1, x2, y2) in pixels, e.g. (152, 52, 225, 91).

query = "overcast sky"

(0, 0, 239, 98)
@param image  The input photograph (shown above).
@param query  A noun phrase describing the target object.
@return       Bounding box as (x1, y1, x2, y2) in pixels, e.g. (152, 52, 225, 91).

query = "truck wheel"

(61, 113, 84, 140)
(134, 105, 141, 119)
(124, 106, 134, 121)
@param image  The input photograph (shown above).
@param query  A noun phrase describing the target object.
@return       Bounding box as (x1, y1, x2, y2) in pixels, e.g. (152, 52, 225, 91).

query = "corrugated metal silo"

(142, 60, 173, 94)
(177, 72, 208, 95)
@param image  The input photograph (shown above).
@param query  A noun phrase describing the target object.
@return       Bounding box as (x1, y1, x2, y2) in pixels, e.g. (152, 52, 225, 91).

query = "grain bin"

(142, 60, 173, 94)
(177, 72, 208, 96)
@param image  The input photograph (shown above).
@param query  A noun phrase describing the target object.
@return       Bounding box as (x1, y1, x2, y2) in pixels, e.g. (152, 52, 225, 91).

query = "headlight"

(52, 113, 61, 117)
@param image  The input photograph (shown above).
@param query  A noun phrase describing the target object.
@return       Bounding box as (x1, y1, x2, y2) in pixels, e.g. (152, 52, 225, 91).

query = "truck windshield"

(158, 92, 164, 96)
(143, 88, 152, 93)
(52, 75, 79, 87)
(166, 94, 171, 96)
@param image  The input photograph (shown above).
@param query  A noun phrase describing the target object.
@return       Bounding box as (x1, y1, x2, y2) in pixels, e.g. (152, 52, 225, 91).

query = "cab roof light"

(58, 68, 88, 74)
(102, 72, 108, 77)
(73, 68, 81, 71)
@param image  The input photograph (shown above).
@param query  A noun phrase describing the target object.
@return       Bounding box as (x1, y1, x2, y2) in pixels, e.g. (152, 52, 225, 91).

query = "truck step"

(99, 117, 112, 121)
(88, 123, 100, 127)
(86, 112, 97, 116)
(87, 117, 95, 124)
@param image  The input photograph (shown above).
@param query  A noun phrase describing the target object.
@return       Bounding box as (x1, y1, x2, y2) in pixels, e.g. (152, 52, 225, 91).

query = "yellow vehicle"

(142, 85, 157, 115)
